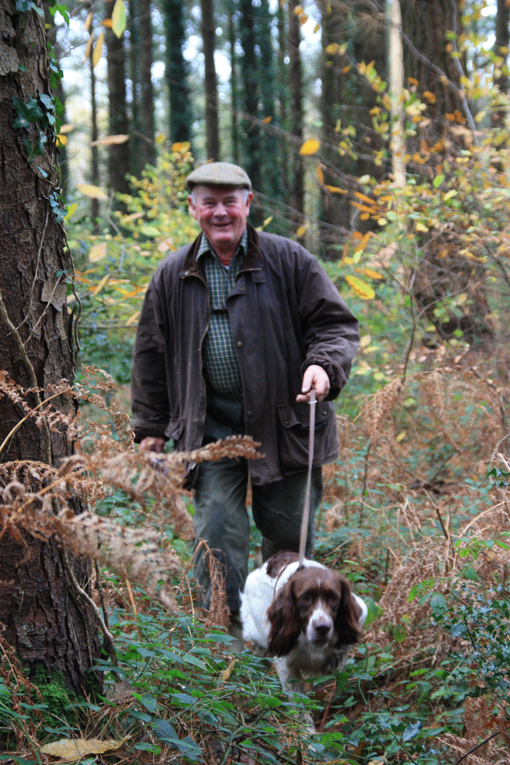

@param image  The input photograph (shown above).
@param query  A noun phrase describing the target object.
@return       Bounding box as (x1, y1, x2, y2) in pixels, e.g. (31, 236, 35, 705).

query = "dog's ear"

(267, 581, 301, 656)
(334, 576, 363, 646)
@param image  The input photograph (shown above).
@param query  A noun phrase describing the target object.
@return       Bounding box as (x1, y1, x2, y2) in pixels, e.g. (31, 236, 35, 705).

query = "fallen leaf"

(40, 735, 131, 762)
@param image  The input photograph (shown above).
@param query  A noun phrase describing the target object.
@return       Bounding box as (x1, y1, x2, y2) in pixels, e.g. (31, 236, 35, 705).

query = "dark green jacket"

(131, 223, 359, 484)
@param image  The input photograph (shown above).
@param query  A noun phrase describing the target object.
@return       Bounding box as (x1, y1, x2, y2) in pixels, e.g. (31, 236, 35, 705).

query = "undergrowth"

(0, 350, 509, 764)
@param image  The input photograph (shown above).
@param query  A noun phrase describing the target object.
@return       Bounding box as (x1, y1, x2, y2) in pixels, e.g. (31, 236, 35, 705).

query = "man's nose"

(213, 203, 227, 216)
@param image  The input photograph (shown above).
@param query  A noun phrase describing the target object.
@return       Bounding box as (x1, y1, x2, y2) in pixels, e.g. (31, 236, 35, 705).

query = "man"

(131, 162, 359, 621)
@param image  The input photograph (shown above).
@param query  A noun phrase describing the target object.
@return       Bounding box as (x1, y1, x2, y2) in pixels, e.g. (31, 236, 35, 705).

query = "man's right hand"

(140, 436, 165, 453)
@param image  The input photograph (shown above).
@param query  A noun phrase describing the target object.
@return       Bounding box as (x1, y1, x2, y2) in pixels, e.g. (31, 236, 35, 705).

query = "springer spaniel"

(240, 551, 367, 733)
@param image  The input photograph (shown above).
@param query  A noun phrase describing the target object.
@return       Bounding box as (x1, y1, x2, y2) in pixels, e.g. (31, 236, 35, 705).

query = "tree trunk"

(139, 0, 155, 166)
(201, 0, 220, 160)
(288, 0, 303, 221)
(228, 6, 239, 163)
(239, 0, 262, 203)
(105, 0, 130, 196)
(128, 0, 143, 177)
(277, 1, 289, 198)
(258, 0, 280, 202)
(89, 20, 100, 222)
(0, 0, 101, 693)
(163, 0, 193, 143)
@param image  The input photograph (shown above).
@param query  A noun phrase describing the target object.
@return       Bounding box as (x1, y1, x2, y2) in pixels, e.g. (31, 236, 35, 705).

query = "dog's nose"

(313, 621, 332, 639)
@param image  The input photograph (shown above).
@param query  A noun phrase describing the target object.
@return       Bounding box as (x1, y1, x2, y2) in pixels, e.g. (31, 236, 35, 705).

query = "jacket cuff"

(132, 419, 169, 444)
(302, 358, 345, 400)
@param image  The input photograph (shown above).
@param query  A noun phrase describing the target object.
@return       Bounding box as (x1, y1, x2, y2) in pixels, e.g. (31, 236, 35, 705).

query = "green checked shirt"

(197, 229, 248, 400)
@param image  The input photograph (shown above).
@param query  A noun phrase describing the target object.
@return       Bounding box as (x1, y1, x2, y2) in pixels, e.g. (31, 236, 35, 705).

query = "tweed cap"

(186, 162, 252, 191)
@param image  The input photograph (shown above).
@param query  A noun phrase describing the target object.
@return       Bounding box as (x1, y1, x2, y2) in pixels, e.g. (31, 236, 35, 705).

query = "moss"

(33, 664, 78, 719)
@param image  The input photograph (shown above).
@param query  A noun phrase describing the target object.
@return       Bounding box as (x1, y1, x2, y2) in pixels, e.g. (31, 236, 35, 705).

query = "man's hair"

(189, 187, 250, 205)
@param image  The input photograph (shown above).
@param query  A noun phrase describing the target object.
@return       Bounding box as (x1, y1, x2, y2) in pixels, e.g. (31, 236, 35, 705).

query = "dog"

(240, 551, 367, 733)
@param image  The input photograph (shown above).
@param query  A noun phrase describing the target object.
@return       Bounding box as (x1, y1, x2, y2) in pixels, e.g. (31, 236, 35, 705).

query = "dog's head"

(266, 566, 363, 657)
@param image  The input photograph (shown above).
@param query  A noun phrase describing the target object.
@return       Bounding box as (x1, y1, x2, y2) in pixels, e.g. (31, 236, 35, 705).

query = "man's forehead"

(194, 184, 244, 196)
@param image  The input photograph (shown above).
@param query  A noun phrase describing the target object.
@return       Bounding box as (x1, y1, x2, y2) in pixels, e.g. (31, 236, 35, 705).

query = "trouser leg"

(251, 467, 323, 562)
(193, 457, 250, 612)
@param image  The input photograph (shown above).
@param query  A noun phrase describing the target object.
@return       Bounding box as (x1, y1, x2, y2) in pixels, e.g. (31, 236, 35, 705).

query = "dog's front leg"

(275, 658, 316, 734)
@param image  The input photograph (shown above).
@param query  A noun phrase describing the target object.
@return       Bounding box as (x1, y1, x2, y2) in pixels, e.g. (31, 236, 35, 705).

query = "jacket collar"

(180, 222, 263, 278)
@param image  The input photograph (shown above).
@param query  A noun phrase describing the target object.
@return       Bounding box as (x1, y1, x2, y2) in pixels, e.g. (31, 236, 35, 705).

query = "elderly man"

(131, 162, 359, 624)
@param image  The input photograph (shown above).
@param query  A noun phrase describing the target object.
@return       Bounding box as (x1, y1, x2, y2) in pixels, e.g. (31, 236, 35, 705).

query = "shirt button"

(193, 417, 199, 423)
(247, 411, 253, 418)
(239, 285, 245, 291)
(236, 341, 243, 347)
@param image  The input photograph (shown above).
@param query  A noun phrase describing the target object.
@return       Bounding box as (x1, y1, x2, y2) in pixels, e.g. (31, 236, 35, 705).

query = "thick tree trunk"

(277, 2, 289, 197)
(288, 0, 304, 220)
(90, 44, 100, 222)
(201, 0, 220, 160)
(163, 0, 193, 143)
(105, 0, 130, 196)
(0, 0, 101, 693)
(139, 0, 155, 166)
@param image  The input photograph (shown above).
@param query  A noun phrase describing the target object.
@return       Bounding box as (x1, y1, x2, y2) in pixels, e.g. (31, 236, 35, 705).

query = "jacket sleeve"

(131, 276, 170, 442)
(298, 255, 360, 400)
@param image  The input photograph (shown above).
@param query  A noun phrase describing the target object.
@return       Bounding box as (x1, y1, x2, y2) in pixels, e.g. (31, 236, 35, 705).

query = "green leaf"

(430, 593, 447, 614)
(433, 173, 445, 188)
(112, 0, 126, 38)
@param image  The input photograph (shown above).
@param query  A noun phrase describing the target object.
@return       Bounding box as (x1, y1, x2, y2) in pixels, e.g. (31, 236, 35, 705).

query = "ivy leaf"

(403, 721, 422, 742)
(13, 116, 30, 129)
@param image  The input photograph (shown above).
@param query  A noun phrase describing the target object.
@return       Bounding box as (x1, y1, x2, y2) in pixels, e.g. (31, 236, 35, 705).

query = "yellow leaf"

(40, 736, 131, 762)
(65, 203, 78, 221)
(84, 31, 94, 62)
(262, 116, 273, 123)
(92, 30, 104, 68)
(91, 274, 109, 296)
(84, 11, 92, 30)
(76, 183, 108, 200)
(126, 311, 140, 326)
(396, 431, 406, 442)
(158, 238, 176, 253)
(57, 134, 67, 147)
(415, 222, 429, 232)
(59, 124, 74, 134)
(299, 138, 320, 155)
(325, 43, 339, 55)
(112, 0, 126, 38)
(313, 22, 320, 33)
(89, 242, 107, 262)
(360, 335, 371, 348)
(356, 267, 384, 280)
(156, 133, 167, 144)
(345, 274, 375, 300)
(354, 191, 376, 205)
(317, 165, 324, 184)
(91, 134, 129, 147)
(262, 215, 273, 229)
(474, 110, 486, 123)
(293, 4, 303, 14)
(354, 231, 371, 253)
(171, 141, 191, 152)
(325, 185, 347, 194)
(122, 211, 145, 222)
(296, 225, 307, 237)
(220, 658, 237, 683)
(102, 18, 113, 27)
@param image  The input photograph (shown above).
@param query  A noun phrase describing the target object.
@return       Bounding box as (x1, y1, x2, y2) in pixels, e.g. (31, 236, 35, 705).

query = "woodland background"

(1, 0, 510, 764)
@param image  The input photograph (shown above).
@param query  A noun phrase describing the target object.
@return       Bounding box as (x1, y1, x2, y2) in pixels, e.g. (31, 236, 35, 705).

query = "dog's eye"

(328, 595, 340, 607)
(298, 593, 313, 606)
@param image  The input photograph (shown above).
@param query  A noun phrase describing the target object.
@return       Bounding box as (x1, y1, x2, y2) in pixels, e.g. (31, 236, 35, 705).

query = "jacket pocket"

(276, 401, 332, 470)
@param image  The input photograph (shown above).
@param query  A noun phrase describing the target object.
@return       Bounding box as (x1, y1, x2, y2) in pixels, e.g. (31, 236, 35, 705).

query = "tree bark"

(128, 0, 143, 177)
(228, 6, 239, 163)
(139, 0, 155, 166)
(0, 0, 101, 693)
(239, 0, 261, 201)
(201, 0, 220, 160)
(258, 0, 280, 201)
(288, 0, 304, 220)
(163, 0, 193, 143)
(277, 1, 289, 197)
(104, 0, 130, 196)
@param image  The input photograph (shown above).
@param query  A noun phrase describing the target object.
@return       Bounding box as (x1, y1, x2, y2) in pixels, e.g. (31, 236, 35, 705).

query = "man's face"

(188, 185, 253, 255)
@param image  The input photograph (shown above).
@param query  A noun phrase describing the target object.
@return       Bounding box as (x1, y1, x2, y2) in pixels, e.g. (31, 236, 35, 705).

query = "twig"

(361, 438, 372, 501)
(61, 547, 117, 666)
(452, 731, 500, 764)
(318, 678, 337, 733)
(0, 286, 52, 465)
(424, 490, 449, 540)
(94, 560, 110, 631)
(0, 389, 69, 457)
(17, 207, 49, 331)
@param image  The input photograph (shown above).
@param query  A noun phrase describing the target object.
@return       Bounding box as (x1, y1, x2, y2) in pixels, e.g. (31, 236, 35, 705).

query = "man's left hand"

(296, 365, 330, 403)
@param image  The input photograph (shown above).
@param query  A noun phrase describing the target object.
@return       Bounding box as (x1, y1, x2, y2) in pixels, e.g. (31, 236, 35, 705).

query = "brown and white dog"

(240, 551, 367, 732)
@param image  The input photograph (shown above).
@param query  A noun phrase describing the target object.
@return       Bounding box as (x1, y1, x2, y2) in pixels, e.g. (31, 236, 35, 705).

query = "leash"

(298, 388, 316, 568)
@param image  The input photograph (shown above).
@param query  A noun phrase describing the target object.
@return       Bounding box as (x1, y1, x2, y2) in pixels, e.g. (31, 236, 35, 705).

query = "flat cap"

(186, 162, 252, 191)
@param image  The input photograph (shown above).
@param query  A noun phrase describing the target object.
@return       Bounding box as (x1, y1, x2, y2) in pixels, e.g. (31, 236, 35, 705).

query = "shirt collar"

(196, 227, 248, 263)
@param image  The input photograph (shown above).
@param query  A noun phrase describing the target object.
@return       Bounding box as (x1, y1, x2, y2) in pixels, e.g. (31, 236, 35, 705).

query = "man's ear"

(245, 191, 253, 216)
(188, 195, 198, 219)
